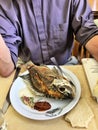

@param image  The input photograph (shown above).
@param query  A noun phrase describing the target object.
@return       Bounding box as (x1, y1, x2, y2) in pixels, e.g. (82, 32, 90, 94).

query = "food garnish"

(34, 101, 51, 111)
(21, 96, 51, 111)
(21, 96, 34, 108)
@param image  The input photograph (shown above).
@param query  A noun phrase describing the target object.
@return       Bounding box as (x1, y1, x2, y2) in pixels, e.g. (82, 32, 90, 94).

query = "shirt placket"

(32, 0, 50, 64)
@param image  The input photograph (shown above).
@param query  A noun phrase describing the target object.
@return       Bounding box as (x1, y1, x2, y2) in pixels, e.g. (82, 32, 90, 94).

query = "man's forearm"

(85, 35, 98, 61)
(0, 35, 15, 77)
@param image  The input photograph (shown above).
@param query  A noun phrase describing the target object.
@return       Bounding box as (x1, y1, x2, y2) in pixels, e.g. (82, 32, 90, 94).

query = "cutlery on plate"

(2, 67, 21, 114)
(45, 107, 61, 117)
(50, 57, 75, 86)
(45, 102, 68, 117)
(45, 107, 63, 117)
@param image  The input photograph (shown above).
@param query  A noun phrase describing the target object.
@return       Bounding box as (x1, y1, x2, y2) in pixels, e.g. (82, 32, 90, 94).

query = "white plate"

(10, 66, 81, 120)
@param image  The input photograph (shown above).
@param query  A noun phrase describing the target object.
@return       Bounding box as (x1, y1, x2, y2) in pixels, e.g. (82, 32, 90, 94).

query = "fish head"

(51, 78, 76, 99)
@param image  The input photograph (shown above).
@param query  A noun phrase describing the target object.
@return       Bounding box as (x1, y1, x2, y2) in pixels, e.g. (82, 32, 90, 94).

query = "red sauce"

(34, 101, 51, 111)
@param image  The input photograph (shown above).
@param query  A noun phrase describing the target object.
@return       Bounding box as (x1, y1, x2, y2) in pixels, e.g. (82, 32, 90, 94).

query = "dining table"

(0, 64, 98, 130)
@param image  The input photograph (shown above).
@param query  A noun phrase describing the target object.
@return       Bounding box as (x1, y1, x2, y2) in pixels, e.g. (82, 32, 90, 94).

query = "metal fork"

(50, 57, 75, 86)
(45, 102, 68, 117)
(45, 107, 62, 117)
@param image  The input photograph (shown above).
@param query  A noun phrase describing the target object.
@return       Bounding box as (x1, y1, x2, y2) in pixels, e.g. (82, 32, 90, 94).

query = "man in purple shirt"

(0, 0, 98, 77)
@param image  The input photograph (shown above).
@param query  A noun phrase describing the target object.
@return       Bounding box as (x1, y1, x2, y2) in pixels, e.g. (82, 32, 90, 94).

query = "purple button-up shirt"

(0, 0, 98, 65)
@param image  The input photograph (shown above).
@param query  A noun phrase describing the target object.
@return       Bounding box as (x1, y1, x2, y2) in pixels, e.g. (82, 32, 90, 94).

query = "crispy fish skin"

(28, 64, 75, 99)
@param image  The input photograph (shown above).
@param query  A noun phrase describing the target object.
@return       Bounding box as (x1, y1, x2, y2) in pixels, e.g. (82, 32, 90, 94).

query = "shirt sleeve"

(0, 2, 22, 66)
(71, 0, 98, 45)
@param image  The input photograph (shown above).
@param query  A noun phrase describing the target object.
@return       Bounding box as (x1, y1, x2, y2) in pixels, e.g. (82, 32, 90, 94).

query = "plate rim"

(10, 66, 81, 120)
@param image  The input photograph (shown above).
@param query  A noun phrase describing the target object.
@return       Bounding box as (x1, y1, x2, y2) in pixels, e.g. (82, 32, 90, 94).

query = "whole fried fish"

(27, 63, 76, 99)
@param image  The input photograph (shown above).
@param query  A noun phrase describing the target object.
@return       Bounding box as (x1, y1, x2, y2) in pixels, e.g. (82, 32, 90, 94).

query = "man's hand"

(0, 35, 15, 77)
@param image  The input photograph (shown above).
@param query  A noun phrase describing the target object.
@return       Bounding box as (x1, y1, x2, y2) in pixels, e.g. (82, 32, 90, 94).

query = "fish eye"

(58, 85, 72, 94)
(58, 86, 66, 93)
(59, 87, 65, 92)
